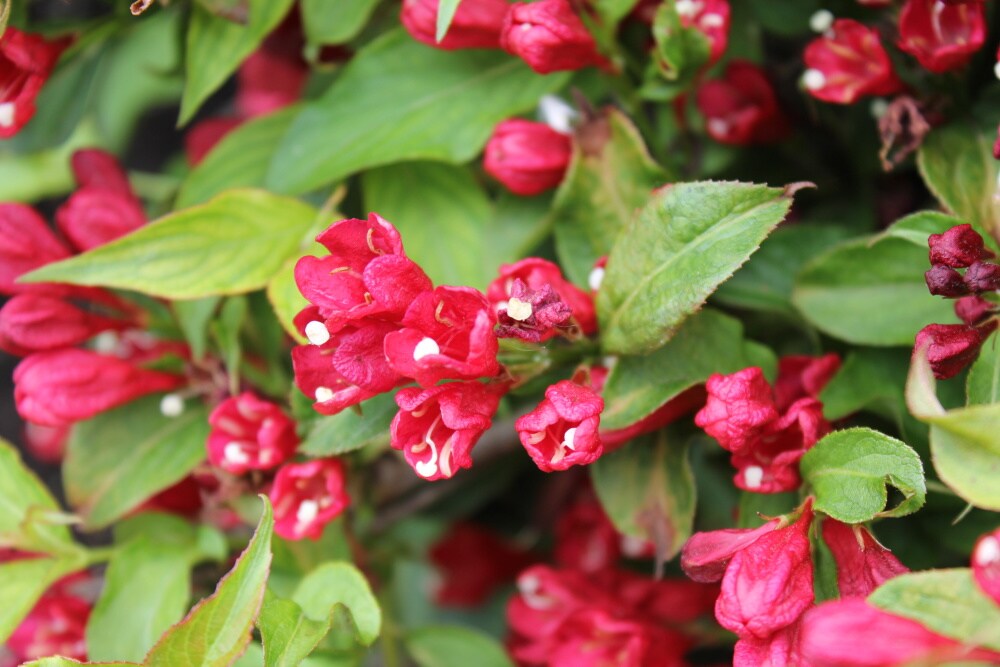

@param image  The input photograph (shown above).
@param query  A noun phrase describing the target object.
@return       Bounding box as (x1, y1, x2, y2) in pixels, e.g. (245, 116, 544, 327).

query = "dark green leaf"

(64, 395, 210, 529)
(405, 626, 513, 667)
(23, 190, 319, 299)
(301, 0, 379, 44)
(0, 554, 88, 645)
(597, 180, 794, 354)
(0, 439, 75, 552)
(267, 30, 570, 194)
(800, 427, 926, 523)
(300, 393, 397, 456)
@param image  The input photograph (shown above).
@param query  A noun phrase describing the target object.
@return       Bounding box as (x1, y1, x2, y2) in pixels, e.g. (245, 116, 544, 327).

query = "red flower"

(802, 19, 903, 104)
(674, 0, 730, 66)
(384, 286, 499, 387)
(964, 261, 1000, 293)
(732, 621, 803, 667)
(696, 60, 788, 146)
(270, 458, 350, 541)
(207, 392, 299, 475)
(23, 422, 70, 464)
(695, 367, 779, 452)
(291, 339, 379, 416)
(13, 349, 184, 427)
(928, 224, 993, 268)
(0, 28, 69, 138)
(821, 519, 908, 598)
(184, 117, 243, 166)
(401, 0, 510, 50)
(515, 379, 604, 472)
(681, 518, 781, 583)
(972, 528, 1000, 606)
(496, 278, 573, 342)
(914, 322, 996, 380)
(898, 0, 986, 73)
(235, 28, 308, 118)
(0, 203, 73, 296)
(955, 295, 994, 326)
(6, 591, 90, 663)
(925, 263, 968, 297)
(500, 0, 610, 74)
(0, 294, 129, 357)
(554, 497, 622, 573)
(487, 258, 596, 336)
(483, 119, 573, 196)
(390, 380, 506, 480)
(295, 213, 432, 330)
(549, 608, 688, 667)
(429, 523, 533, 607)
(772, 353, 841, 412)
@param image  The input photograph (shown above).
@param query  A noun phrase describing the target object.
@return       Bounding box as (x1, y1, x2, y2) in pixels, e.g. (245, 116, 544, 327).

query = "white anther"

(802, 69, 827, 91)
(506, 297, 533, 321)
(675, 0, 700, 18)
(315, 386, 335, 403)
(520, 22, 533, 31)
(413, 337, 440, 361)
(296, 499, 319, 525)
(809, 9, 834, 34)
(744, 466, 764, 489)
(870, 98, 889, 119)
(562, 427, 578, 451)
(994, 60, 1000, 81)
(538, 94, 578, 134)
(621, 535, 648, 558)
(0, 102, 14, 128)
(224, 442, 250, 465)
(588, 266, 605, 291)
(92, 331, 120, 355)
(305, 320, 330, 346)
(975, 536, 1000, 567)
(708, 118, 730, 137)
(415, 459, 438, 477)
(160, 394, 185, 417)
(699, 13, 724, 28)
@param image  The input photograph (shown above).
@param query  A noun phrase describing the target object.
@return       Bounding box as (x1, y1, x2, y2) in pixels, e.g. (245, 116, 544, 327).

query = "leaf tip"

(783, 181, 817, 198)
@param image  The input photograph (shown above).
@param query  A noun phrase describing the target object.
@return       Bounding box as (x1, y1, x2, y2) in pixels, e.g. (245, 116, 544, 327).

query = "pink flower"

(295, 213, 432, 330)
(800, 598, 1000, 666)
(487, 258, 597, 336)
(401, 0, 510, 50)
(955, 295, 994, 326)
(23, 422, 70, 464)
(184, 117, 244, 166)
(898, 0, 986, 73)
(972, 528, 1000, 606)
(6, 591, 90, 663)
(0, 294, 129, 356)
(428, 523, 533, 607)
(548, 608, 689, 667)
(696, 60, 788, 146)
(674, 0, 730, 66)
(235, 17, 308, 118)
(207, 392, 299, 475)
(270, 458, 350, 541)
(732, 621, 803, 667)
(0, 28, 69, 138)
(772, 353, 841, 412)
(929, 224, 993, 268)
(384, 286, 499, 387)
(291, 339, 378, 416)
(802, 19, 903, 104)
(516, 379, 604, 472)
(821, 519, 908, 598)
(914, 321, 996, 380)
(0, 203, 73, 296)
(483, 119, 573, 196)
(554, 497, 622, 573)
(500, 0, 610, 74)
(390, 380, 506, 480)
(714, 504, 814, 639)
(13, 349, 184, 426)
(496, 278, 573, 342)
(695, 367, 778, 452)
(681, 518, 781, 583)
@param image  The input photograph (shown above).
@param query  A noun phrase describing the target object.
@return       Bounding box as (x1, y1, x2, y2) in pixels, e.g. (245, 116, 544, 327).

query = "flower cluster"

(0, 27, 69, 138)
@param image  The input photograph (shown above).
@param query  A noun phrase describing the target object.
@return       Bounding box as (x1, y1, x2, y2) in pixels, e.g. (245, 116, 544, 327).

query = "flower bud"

(23, 422, 70, 464)
(897, 0, 986, 73)
(972, 528, 1000, 606)
(0, 28, 69, 138)
(954, 294, 994, 326)
(55, 187, 147, 254)
(802, 19, 902, 104)
(696, 60, 788, 146)
(0, 294, 128, 356)
(680, 519, 780, 583)
(773, 353, 841, 412)
(928, 224, 991, 268)
(6, 590, 90, 662)
(71, 149, 135, 195)
(914, 322, 995, 380)
(14, 349, 184, 426)
(496, 279, 573, 342)
(500, 0, 610, 74)
(236, 39, 308, 118)
(390, 380, 505, 480)
(487, 257, 596, 335)
(0, 203, 73, 296)
(401, 0, 510, 50)
(821, 519, 908, 598)
(924, 263, 968, 297)
(515, 380, 604, 472)
(964, 261, 1000, 293)
(270, 458, 350, 541)
(695, 367, 779, 453)
(207, 392, 299, 475)
(483, 119, 573, 196)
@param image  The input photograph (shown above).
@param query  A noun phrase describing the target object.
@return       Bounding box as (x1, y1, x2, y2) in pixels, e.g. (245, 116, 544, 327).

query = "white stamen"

(809, 9, 834, 34)
(621, 535, 648, 558)
(305, 320, 330, 346)
(744, 466, 764, 489)
(520, 22, 533, 31)
(538, 94, 577, 134)
(92, 331, 120, 355)
(708, 118, 730, 137)
(975, 536, 1000, 567)
(588, 267, 605, 291)
(414, 417, 442, 478)
(994, 60, 1000, 81)
(0, 102, 14, 128)
(699, 13, 724, 28)
(296, 499, 319, 525)
(674, 0, 700, 18)
(802, 69, 827, 91)
(315, 386, 335, 403)
(562, 427, 578, 451)
(506, 297, 533, 321)
(413, 337, 440, 361)
(870, 98, 889, 119)
(224, 442, 250, 465)
(160, 394, 185, 417)
(415, 459, 438, 477)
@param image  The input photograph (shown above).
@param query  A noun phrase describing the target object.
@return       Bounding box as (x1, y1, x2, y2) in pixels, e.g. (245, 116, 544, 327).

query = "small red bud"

(924, 264, 968, 297)
(928, 224, 991, 268)
(914, 322, 995, 380)
(964, 261, 1000, 293)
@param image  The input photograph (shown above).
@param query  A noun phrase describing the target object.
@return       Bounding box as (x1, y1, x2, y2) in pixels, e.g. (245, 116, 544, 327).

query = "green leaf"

(23, 190, 319, 299)
(266, 246, 314, 342)
(64, 395, 210, 529)
(0, 439, 75, 552)
(551, 109, 667, 286)
(212, 296, 248, 393)
(590, 430, 695, 563)
(258, 591, 330, 667)
(176, 109, 298, 208)
(300, 393, 397, 456)
(173, 297, 221, 361)
(650, 2, 710, 85)
(0, 115, 102, 204)
(0, 553, 88, 645)
(180, 0, 297, 124)
(869, 569, 1000, 651)
(267, 30, 570, 195)
(600, 309, 757, 431)
(917, 119, 1000, 245)
(405, 626, 514, 667)
(21, 658, 136, 666)
(967, 334, 1000, 406)
(145, 497, 274, 667)
(800, 427, 926, 524)
(906, 346, 1000, 510)
(436, 0, 462, 42)
(301, 0, 380, 44)
(792, 211, 960, 346)
(290, 562, 381, 647)
(597, 180, 795, 354)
